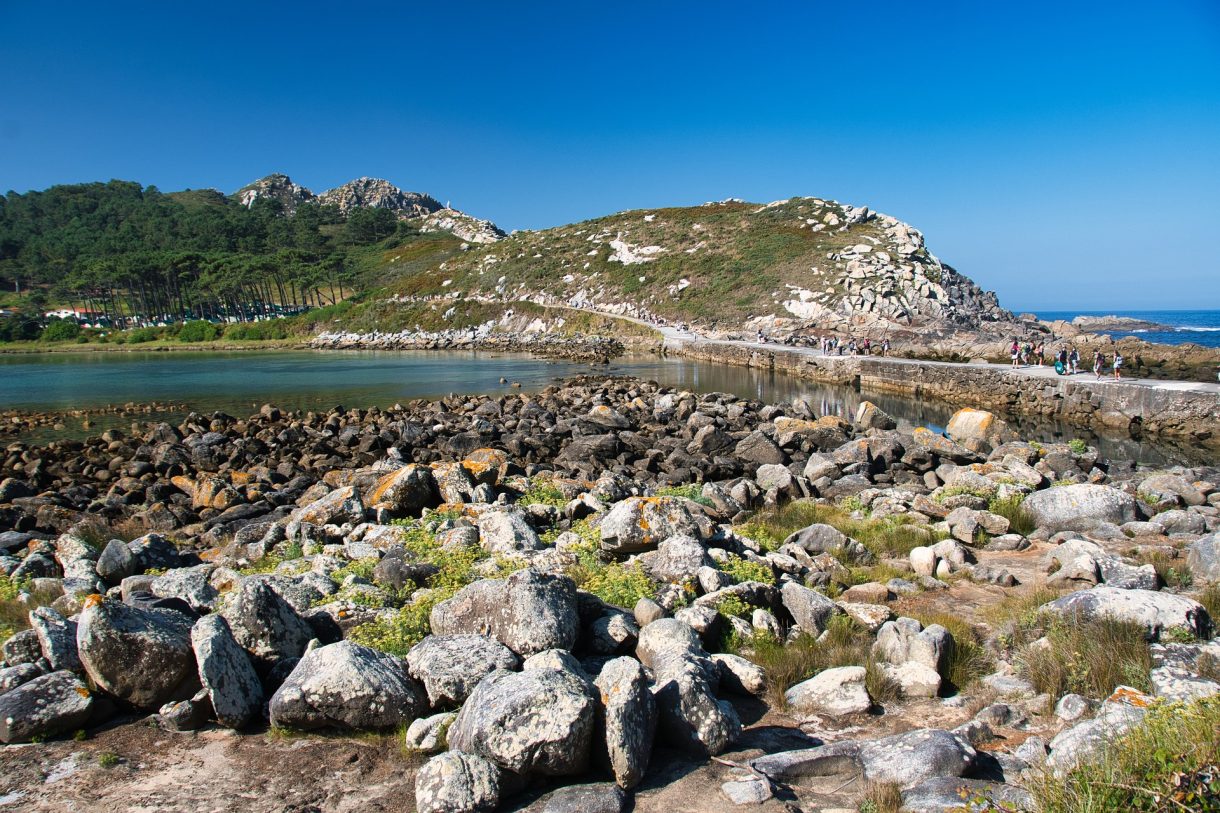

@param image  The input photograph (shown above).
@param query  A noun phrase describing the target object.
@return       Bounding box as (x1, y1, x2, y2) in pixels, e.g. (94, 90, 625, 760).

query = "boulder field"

(1, 377, 1218, 811)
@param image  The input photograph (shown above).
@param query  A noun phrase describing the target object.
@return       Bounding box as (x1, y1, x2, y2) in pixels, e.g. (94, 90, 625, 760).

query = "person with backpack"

(1068, 346, 1080, 375)
(1011, 340, 1020, 367)
(1113, 350, 1123, 380)
(1094, 350, 1104, 379)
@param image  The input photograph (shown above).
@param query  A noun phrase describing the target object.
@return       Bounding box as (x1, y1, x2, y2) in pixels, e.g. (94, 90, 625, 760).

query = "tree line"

(0, 180, 407, 327)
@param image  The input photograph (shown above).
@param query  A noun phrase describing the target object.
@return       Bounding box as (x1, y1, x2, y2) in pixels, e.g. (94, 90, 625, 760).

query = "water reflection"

(0, 350, 1209, 466)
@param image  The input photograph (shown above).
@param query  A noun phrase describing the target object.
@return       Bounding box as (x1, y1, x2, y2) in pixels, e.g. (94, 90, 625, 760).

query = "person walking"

(1011, 340, 1020, 367)
(1068, 346, 1080, 375)
(1035, 342, 1045, 366)
(882, 337, 891, 356)
(1113, 350, 1123, 380)
(1093, 350, 1104, 380)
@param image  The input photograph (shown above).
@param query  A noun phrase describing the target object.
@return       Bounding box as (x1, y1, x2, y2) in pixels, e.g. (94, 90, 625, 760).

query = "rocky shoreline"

(1, 376, 1218, 811)
(310, 330, 626, 362)
(1, 403, 192, 439)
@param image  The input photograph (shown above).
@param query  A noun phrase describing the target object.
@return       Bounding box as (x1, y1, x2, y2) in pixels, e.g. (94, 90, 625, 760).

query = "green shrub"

(656, 483, 713, 507)
(223, 321, 289, 341)
(126, 326, 161, 343)
(519, 478, 568, 508)
(714, 594, 752, 619)
(1031, 696, 1220, 813)
(1068, 438, 1089, 455)
(1017, 615, 1151, 699)
(329, 558, 378, 585)
(40, 318, 81, 342)
(348, 590, 451, 657)
(237, 542, 304, 575)
(988, 493, 1036, 536)
(176, 319, 221, 342)
(720, 554, 774, 585)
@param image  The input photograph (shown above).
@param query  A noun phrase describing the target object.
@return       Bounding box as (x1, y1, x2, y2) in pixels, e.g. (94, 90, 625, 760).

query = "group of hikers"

(753, 330, 891, 357)
(1010, 340, 1124, 380)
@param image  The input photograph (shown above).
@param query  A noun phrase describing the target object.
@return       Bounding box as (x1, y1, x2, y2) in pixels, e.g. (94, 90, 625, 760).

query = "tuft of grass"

(735, 500, 939, 559)
(329, 558, 378, 585)
(348, 590, 449, 657)
(1067, 438, 1089, 455)
(988, 493, 1036, 536)
(731, 616, 897, 707)
(909, 610, 995, 692)
(1137, 551, 1192, 589)
(858, 782, 903, 813)
(1030, 695, 1220, 813)
(1017, 615, 1152, 699)
(714, 594, 752, 619)
(97, 751, 121, 768)
(983, 586, 1064, 652)
(1193, 584, 1220, 622)
(1, 574, 62, 644)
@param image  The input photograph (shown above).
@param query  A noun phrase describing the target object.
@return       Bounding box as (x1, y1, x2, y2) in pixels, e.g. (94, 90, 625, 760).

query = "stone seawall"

(665, 339, 1219, 448)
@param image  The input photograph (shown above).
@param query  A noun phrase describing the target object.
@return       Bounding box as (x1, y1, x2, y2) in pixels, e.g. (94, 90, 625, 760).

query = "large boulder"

(0, 670, 94, 743)
(448, 667, 597, 776)
(1022, 484, 1137, 533)
(873, 617, 955, 678)
(1040, 586, 1212, 639)
(785, 666, 871, 716)
(269, 641, 426, 731)
(599, 497, 701, 554)
(221, 578, 314, 671)
(945, 408, 1007, 445)
(364, 464, 438, 515)
(151, 564, 219, 613)
(1139, 473, 1206, 507)
(1186, 533, 1220, 584)
(593, 656, 657, 789)
(855, 401, 897, 431)
(858, 728, 977, 789)
(652, 655, 740, 756)
(406, 634, 521, 707)
(191, 614, 263, 729)
(476, 508, 544, 556)
(30, 606, 81, 673)
(781, 582, 838, 635)
(430, 570, 578, 657)
(76, 596, 197, 710)
(414, 751, 502, 813)
(642, 535, 713, 583)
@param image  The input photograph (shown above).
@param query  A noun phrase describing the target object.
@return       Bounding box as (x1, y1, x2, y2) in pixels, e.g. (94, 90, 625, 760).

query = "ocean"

(1032, 309, 1220, 348)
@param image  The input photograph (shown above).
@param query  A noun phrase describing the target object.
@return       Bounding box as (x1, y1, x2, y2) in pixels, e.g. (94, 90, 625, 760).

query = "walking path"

(636, 319, 1220, 396)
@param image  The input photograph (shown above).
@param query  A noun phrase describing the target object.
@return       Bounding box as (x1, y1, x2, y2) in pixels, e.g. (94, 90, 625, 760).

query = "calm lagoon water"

(0, 349, 1203, 465)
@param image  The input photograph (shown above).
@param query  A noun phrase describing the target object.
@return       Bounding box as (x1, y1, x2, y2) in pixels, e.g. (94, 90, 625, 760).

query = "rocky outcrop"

(235, 174, 315, 214)
(317, 177, 443, 217)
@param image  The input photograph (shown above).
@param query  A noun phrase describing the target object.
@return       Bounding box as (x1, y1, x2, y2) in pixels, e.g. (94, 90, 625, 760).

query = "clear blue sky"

(2, 1, 1218, 311)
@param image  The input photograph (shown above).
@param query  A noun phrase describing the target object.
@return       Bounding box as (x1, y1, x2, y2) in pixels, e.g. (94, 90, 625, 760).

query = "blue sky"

(2, 1, 1218, 311)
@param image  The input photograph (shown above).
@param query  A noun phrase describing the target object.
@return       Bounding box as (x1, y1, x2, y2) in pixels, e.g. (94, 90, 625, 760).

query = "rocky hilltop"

(397, 197, 1016, 335)
(232, 174, 505, 244)
(316, 177, 443, 217)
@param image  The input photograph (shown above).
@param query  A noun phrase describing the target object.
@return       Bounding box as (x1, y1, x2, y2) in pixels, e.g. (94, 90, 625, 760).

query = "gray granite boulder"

(858, 728, 977, 789)
(152, 564, 219, 613)
(191, 614, 263, 729)
(652, 654, 740, 756)
(449, 667, 596, 776)
(30, 606, 81, 673)
(785, 666, 871, 716)
(77, 596, 197, 709)
(269, 640, 426, 731)
(476, 507, 544, 556)
(781, 582, 838, 635)
(593, 656, 656, 789)
(430, 569, 578, 657)
(1040, 586, 1211, 639)
(414, 750, 502, 813)
(406, 634, 521, 707)
(520, 783, 626, 813)
(1186, 532, 1219, 583)
(599, 497, 701, 554)
(0, 670, 94, 743)
(222, 577, 314, 670)
(1023, 484, 1137, 533)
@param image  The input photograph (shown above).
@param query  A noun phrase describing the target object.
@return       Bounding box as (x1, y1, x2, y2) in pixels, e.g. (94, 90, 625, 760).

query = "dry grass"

(858, 781, 903, 813)
(735, 499, 941, 559)
(1017, 615, 1152, 699)
(1193, 583, 1220, 622)
(1030, 695, 1220, 813)
(908, 609, 996, 692)
(732, 615, 898, 708)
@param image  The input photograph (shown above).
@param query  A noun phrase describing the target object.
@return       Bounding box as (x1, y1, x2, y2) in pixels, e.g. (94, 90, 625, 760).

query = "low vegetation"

(987, 493, 1036, 536)
(909, 610, 995, 691)
(1031, 696, 1220, 813)
(1017, 615, 1152, 698)
(731, 616, 898, 708)
(734, 499, 942, 559)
